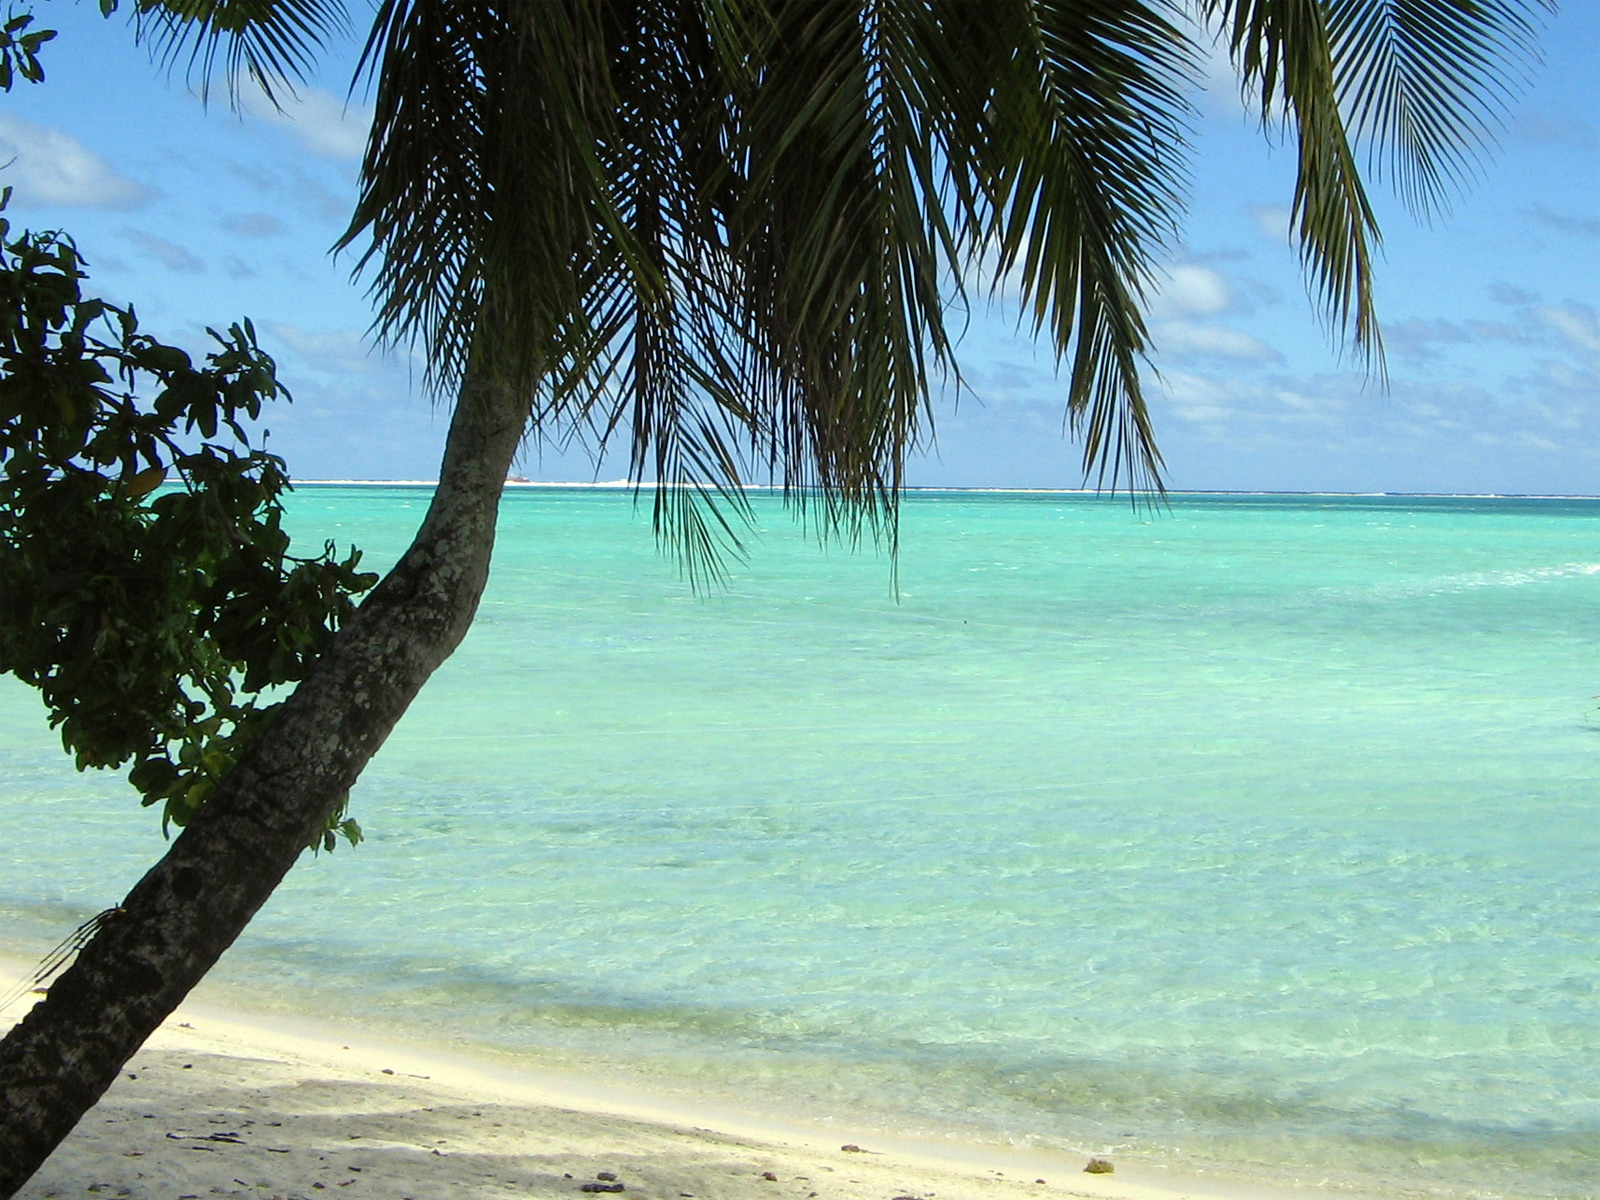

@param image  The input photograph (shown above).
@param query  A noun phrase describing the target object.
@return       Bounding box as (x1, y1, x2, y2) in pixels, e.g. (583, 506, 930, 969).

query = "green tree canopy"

(0, 198, 376, 843)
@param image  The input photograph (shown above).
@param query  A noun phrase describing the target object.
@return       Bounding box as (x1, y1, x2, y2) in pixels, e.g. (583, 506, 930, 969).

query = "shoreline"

(2, 958, 1375, 1200)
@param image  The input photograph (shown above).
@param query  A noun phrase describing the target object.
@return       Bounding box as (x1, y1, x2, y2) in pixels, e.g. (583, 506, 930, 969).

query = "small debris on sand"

(1083, 1158, 1114, 1175)
(841, 1144, 864, 1153)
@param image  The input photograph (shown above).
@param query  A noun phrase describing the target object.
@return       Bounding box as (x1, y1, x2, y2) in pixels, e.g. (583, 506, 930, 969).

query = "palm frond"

(124, 0, 349, 108)
(1326, 0, 1552, 219)
(344, 0, 1207, 579)
(1203, 0, 1383, 364)
(341, 1, 625, 397)
(1203, 0, 1550, 364)
(348, 0, 1555, 579)
(984, 0, 1193, 492)
(716, 0, 967, 551)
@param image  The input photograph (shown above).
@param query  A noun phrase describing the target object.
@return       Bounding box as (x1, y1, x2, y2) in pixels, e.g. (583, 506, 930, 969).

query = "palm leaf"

(120, 0, 349, 107)
(983, 0, 1193, 491)
(343, 0, 1551, 578)
(1203, 0, 1384, 363)
(1326, 0, 1552, 219)
(1202, 0, 1550, 365)
(342, 0, 1204, 579)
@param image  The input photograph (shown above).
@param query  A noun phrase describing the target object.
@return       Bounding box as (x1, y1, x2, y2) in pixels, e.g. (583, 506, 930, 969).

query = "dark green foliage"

(0, 9, 54, 90)
(0, 200, 377, 847)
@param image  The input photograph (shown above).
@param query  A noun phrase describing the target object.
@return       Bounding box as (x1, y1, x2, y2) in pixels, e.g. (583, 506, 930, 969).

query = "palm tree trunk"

(0, 353, 528, 1199)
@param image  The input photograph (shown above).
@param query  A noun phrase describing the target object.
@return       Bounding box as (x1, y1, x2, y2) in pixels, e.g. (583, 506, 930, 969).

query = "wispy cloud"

(223, 158, 350, 223)
(1148, 337, 1600, 495)
(1527, 204, 1600, 239)
(0, 114, 151, 210)
(1386, 316, 1535, 360)
(1250, 205, 1293, 246)
(1151, 320, 1280, 363)
(1490, 282, 1539, 307)
(1511, 111, 1599, 151)
(122, 229, 204, 273)
(1145, 263, 1278, 363)
(1148, 263, 1235, 320)
(266, 323, 382, 376)
(244, 87, 373, 162)
(222, 212, 287, 238)
(1536, 303, 1600, 355)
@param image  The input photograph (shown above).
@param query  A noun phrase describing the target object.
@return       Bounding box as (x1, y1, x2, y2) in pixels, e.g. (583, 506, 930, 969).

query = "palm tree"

(0, 0, 1549, 1192)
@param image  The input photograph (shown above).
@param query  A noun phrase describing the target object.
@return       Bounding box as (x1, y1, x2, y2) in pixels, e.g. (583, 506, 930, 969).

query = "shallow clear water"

(4, 488, 1599, 1197)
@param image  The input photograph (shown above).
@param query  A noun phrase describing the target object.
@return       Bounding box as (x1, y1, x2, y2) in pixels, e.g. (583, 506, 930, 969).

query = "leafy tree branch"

(0, 199, 376, 847)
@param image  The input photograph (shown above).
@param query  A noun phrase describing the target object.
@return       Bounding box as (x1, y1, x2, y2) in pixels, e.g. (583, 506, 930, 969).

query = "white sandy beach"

(0, 959, 1346, 1200)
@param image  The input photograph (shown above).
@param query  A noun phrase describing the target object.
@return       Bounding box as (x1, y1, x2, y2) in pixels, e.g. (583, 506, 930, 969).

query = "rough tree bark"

(0, 353, 529, 1198)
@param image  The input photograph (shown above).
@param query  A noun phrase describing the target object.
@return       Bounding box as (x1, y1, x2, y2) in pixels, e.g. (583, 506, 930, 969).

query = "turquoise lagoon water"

(2, 488, 1599, 1197)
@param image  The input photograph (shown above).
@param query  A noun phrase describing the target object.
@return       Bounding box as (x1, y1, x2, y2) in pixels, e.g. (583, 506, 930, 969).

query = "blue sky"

(3, 3, 1597, 494)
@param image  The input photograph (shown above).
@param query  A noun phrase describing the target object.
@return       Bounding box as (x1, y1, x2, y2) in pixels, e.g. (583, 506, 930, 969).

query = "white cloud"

(1148, 263, 1234, 320)
(0, 114, 150, 209)
(1250, 205, 1293, 245)
(1269, 386, 1348, 424)
(1156, 370, 1235, 426)
(1166, 364, 1596, 454)
(1537, 304, 1600, 354)
(246, 87, 373, 161)
(1151, 319, 1279, 362)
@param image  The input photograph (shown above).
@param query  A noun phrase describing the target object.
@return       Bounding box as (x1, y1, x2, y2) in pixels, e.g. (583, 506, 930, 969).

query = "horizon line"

(293, 480, 1600, 501)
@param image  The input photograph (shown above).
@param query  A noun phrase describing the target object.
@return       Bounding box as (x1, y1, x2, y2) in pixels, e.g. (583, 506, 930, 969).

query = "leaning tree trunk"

(0, 354, 528, 1198)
